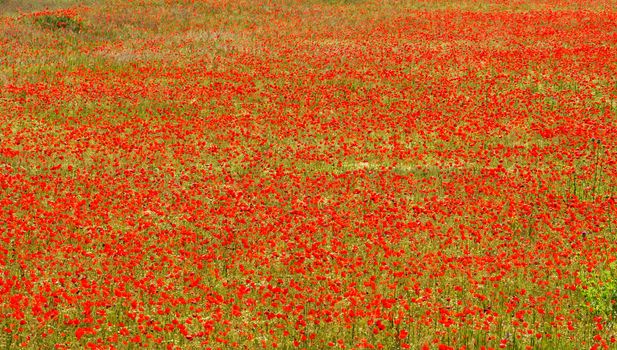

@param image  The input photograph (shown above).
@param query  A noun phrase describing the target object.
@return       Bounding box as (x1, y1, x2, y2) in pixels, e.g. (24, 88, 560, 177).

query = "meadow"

(1, 0, 617, 348)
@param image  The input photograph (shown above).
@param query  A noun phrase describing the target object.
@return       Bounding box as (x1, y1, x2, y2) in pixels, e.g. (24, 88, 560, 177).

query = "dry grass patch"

(0, 0, 86, 16)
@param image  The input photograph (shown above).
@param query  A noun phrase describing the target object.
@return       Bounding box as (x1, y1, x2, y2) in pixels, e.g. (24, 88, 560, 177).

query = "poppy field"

(1, 0, 617, 349)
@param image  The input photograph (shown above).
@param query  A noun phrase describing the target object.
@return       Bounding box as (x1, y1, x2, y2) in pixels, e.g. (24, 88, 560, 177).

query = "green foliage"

(581, 262, 617, 322)
(34, 15, 82, 32)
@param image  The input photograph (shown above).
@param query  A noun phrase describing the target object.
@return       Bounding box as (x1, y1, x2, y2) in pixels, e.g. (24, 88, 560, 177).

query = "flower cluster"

(0, 0, 616, 348)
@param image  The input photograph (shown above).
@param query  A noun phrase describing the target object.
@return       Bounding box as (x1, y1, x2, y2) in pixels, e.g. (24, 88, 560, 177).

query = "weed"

(581, 262, 617, 325)
(34, 14, 82, 32)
